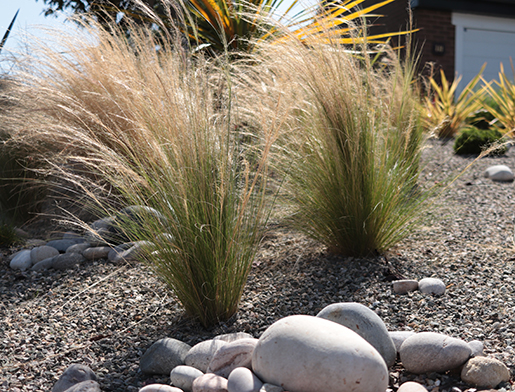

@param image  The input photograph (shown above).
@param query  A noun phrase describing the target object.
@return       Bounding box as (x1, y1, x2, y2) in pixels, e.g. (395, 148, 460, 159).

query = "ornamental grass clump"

(5, 14, 277, 327)
(255, 35, 430, 257)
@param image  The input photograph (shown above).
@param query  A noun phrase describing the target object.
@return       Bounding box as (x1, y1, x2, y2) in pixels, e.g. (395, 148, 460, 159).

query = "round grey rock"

(389, 331, 416, 352)
(252, 315, 388, 392)
(228, 367, 263, 392)
(83, 246, 112, 260)
(62, 380, 101, 392)
(317, 302, 396, 367)
(31, 256, 57, 271)
(31, 245, 59, 264)
(140, 338, 192, 375)
(460, 356, 510, 388)
(393, 280, 419, 294)
(52, 364, 97, 392)
(108, 241, 152, 264)
(484, 165, 514, 182)
(208, 338, 258, 377)
(185, 339, 227, 373)
(418, 278, 446, 295)
(399, 332, 472, 374)
(10, 249, 32, 270)
(170, 365, 204, 391)
(66, 242, 91, 254)
(47, 238, 86, 252)
(468, 340, 484, 357)
(192, 373, 228, 392)
(52, 253, 86, 270)
(119, 205, 168, 225)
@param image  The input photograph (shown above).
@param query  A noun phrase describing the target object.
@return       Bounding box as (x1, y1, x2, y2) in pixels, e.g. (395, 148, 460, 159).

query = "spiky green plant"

(483, 61, 515, 137)
(423, 66, 485, 138)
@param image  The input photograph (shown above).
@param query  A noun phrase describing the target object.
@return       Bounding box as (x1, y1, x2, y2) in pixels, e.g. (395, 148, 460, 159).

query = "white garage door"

(452, 13, 515, 95)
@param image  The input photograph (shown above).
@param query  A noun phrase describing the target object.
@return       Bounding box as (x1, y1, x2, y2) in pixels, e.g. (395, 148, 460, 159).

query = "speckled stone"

(461, 356, 510, 388)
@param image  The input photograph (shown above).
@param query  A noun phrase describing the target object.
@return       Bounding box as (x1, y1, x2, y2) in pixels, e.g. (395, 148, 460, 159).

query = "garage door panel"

(453, 13, 515, 94)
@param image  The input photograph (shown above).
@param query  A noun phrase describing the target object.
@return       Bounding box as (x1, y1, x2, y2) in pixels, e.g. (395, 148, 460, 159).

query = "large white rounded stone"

(317, 302, 396, 367)
(484, 165, 514, 182)
(31, 246, 59, 265)
(252, 315, 388, 392)
(399, 332, 471, 374)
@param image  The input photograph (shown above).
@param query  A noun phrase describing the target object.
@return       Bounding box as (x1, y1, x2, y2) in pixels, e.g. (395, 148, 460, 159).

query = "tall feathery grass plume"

(250, 23, 432, 257)
(3, 5, 282, 327)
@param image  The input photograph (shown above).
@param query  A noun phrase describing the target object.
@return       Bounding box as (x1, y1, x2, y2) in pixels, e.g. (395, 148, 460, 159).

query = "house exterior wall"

(362, 0, 455, 80)
(412, 8, 455, 80)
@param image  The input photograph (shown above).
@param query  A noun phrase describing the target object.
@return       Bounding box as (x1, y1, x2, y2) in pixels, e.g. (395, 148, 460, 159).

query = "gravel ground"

(1, 138, 515, 392)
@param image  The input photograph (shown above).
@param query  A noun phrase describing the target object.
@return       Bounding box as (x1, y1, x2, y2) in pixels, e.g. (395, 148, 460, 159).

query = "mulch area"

(1, 138, 515, 391)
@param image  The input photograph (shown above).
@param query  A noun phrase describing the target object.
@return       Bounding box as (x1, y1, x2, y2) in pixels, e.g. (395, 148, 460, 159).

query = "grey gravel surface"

(1, 139, 515, 391)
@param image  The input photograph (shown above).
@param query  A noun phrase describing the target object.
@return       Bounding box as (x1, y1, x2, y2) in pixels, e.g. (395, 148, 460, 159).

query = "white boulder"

(252, 315, 388, 392)
(484, 165, 514, 182)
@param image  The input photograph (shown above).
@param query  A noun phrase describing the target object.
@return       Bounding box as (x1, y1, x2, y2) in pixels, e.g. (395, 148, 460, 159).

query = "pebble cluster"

(51, 302, 511, 392)
(9, 206, 159, 273)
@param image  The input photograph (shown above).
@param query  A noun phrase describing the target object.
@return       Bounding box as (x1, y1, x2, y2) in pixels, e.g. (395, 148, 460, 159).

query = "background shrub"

(453, 127, 506, 156)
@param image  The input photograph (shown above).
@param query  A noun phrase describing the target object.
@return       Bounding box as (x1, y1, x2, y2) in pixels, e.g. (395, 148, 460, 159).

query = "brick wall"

(412, 8, 455, 81)
(362, 0, 455, 81)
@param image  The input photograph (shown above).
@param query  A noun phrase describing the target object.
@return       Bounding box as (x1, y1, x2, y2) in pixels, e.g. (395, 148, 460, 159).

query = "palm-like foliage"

(423, 67, 485, 138)
(177, 0, 409, 52)
(483, 61, 515, 137)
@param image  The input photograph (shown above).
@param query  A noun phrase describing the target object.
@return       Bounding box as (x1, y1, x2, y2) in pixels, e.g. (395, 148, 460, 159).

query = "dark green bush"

(466, 97, 502, 130)
(454, 127, 506, 156)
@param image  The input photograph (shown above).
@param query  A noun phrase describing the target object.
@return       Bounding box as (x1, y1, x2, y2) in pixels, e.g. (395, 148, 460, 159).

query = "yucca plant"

(252, 31, 430, 257)
(5, 17, 277, 327)
(424, 66, 485, 138)
(483, 61, 515, 137)
(136, 0, 411, 54)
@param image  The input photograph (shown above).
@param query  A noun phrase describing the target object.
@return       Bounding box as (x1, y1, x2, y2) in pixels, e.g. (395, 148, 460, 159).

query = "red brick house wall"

(362, 0, 455, 80)
(412, 8, 455, 80)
